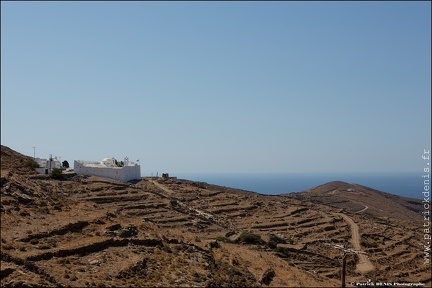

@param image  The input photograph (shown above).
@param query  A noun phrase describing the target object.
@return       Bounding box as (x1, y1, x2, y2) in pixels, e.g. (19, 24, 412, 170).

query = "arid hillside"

(1, 145, 431, 287)
(287, 180, 423, 222)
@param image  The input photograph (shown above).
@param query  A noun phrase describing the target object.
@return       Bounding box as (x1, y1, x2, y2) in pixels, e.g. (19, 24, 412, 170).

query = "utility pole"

(326, 242, 368, 288)
(342, 250, 347, 288)
(33, 147, 36, 159)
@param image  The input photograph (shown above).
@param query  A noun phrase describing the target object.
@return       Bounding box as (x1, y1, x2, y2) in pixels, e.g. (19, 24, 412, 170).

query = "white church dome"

(101, 157, 116, 167)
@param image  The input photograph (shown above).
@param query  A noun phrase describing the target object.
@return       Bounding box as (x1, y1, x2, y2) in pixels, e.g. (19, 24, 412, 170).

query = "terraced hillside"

(1, 145, 431, 287)
(289, 181, 424, 222)
(151, 177, 430, 284)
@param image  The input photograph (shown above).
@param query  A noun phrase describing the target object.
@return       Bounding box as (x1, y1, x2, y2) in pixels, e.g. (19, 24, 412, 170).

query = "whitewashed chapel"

(35, 156, 62, 174)
(74, 157, 141, 182)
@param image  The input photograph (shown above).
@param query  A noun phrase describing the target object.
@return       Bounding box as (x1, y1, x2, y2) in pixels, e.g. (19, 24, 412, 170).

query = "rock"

(19, 211, 29, 217)
(6, 280, 34, 288)
(12, 192, 32, 203)
(225, 231, 235, 237)
(89, 259, 100, 265)
(1, 267, 16, 278)
(107, 223, 122, 231)
(104, 231, 116, 236)
(105, 212, 116, 218)
(323, 225, 336, 231)
(260, 268, 275, 285)
(23, 189, 33, 196)
(167, 238, 179, 244)
(94, 219, 105, 225)
(208, 241, 220, 249)
(0, 177, 7, 187)
(119, 224, 138, 238)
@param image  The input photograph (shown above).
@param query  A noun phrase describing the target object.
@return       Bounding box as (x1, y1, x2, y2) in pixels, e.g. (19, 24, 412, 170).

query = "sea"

(173, 172, 425, 200)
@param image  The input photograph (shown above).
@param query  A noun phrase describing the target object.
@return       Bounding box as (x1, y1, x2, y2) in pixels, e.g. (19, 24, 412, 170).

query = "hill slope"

(1, 145, 430, 287)
(287, 181, 423, 222)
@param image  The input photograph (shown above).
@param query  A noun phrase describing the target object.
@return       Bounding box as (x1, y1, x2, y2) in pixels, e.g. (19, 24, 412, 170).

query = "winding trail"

(152, 179, 375, 274)
(355, 205, 369, 214)
(336, 213, 374, 274)
(149, 180, 173, 197)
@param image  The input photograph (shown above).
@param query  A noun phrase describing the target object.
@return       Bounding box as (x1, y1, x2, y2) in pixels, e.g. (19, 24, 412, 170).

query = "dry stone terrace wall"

(1, 165, 430, 286)
(146, 178, 430, 284)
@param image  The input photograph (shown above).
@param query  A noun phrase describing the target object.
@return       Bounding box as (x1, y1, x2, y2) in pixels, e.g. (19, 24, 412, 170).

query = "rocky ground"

(1, 145, 431, 287)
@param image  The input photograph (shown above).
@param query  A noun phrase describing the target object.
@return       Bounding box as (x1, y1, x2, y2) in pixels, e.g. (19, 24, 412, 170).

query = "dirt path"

(337, 213, 374, 274)
(149, 180, 173, 197)
(355, 205, 368, 213)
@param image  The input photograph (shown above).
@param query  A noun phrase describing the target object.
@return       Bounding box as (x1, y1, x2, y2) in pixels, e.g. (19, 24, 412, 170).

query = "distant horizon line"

(144, 171, 421, 176)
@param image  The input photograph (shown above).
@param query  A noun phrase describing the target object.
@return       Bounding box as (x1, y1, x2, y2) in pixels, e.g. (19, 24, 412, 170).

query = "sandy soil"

(1, 145, 431, 287)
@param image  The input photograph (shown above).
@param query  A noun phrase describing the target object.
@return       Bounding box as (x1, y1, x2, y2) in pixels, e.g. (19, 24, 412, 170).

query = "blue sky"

(1, 1, 431, 175)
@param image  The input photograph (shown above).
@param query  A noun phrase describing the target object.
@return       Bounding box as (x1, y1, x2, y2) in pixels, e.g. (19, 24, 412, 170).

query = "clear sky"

(1, 1, 431, 175)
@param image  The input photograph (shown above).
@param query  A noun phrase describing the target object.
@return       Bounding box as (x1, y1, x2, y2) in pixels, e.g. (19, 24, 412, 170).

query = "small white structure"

(35, 156, 62, 174)
(74, 157, 141, 182)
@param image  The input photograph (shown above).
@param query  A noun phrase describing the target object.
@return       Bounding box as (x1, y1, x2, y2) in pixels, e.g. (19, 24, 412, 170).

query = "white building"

(74, 157, 141, 182)
(35, 156, 62, 174)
